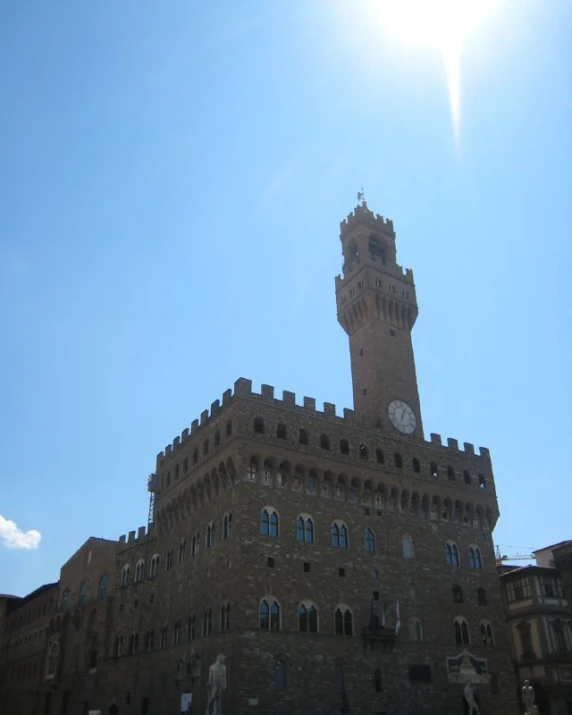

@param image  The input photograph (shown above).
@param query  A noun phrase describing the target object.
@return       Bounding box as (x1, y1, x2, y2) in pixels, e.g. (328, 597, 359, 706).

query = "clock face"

(388, 400, 417, 434)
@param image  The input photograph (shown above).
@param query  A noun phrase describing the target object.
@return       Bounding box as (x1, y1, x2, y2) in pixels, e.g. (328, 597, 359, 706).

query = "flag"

(395, 597, 401, 635)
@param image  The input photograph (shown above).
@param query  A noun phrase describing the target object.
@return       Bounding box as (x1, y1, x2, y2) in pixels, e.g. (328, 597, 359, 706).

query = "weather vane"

(357, 187, 366, 203)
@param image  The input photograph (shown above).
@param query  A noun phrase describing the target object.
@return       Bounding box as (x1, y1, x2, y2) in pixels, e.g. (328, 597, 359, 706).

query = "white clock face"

(388, 400, 416, 434)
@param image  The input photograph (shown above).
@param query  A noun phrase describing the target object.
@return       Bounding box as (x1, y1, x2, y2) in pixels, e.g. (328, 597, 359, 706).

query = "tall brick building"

(1, 201, 517, 715)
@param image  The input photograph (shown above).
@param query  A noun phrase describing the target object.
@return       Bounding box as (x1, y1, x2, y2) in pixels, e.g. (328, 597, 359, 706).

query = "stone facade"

(0, 202, 518, 715)
(499, 543, 572, 715)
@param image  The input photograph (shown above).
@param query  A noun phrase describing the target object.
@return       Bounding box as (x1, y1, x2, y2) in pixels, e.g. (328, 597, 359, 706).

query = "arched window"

(134, 560, 145, 583)
(364, 528, 376, 554)
(446, 542, 460, 566)
(334, 606, 353, 636)
(478, 474, 486, 489)
(192, 532, 200, 556)
(254, 417, 264, 434)
(193, 448, 198, 464)
(46, 642, 59, 676)
(60, 588, 70, 611)
(331, 522, 349, 549)
(452, 585, 463, 604)
(78, 581, 89, 606)
(202, 609, 212, 636)
(261, 508, 279, 537)
(297, 515, 314, 543)
(173, 620, 181, 645)
(145, 630, 154, 652)
(130, 632, 139, 654)
(121, 565, 130, 587)
(340, 439, 350, 455)
(298, 602, 318, 633)
(447, 465, 455, 480)
(226, 420, 232, 437)
(480, 621, 494, 646)
(463, 470, 471, 484)
(412, 457, 420, 473)
(187, 614, 196, 641)
(394, 453, 403, 468)
(115, 635, 124, 657)
(320, 434, 330, 450)
(374, 669, 382, 692)
(402, 534, 415, 559)
(178, 538, 186, 564)
(454, 617, 470, 645)
(376, 449, 384, 464)
(206, 522, 215, 549)
(477, 588, 487, 606)
(97, 575, 108, 601)
(469, 546, 483, 570)
(276, 423, 287, 439)
(259, 598, 280, 630)
(160, 626, 168, 649)
(203, 438, 209, 455)
(299, 428, 309, 445)
(220, 603, 230, 632)
(165, 550, 173, 570)
(214, 429, 220, 447)
(275, 658, 287, 692)
(223, 513, 233, 539)
(149, 553, 160, 577)
(409, 618, 423, 642)
(430, 462, 439, 477)
(360, 444, 368, 459)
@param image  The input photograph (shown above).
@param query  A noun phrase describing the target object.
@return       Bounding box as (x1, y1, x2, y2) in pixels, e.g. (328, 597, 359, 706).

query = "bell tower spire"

(335, 199, 424, 437)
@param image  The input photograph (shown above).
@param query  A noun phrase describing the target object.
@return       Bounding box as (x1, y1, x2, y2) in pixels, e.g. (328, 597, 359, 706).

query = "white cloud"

(0, 515, 41, 550)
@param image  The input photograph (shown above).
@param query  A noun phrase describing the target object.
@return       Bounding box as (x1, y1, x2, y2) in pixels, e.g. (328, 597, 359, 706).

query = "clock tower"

(335, 198, 424, 438)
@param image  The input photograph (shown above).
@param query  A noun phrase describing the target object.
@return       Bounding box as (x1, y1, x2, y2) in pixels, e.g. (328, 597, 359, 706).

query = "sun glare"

(367, 0, 499, 141)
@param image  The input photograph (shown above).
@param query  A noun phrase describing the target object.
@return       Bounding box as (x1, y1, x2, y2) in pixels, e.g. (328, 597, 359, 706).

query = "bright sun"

(366, 0, 499, 140)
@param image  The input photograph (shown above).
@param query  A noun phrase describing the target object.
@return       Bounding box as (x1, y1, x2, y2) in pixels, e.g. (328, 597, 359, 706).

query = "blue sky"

(1, 0, 570, 597)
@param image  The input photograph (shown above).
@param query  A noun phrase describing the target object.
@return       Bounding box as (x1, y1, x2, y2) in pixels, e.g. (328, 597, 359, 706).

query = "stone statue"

(464, 682, 480, 715)
(205, 654, 227, 715)
(522, 680, 537, 714)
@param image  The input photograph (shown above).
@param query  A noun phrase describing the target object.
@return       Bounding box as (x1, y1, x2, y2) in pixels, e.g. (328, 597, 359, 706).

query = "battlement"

(155, 377, 491, 467)
(335, 264, 414, 290)
(340, 202, 394, 236)
(118, 525, 148, 545)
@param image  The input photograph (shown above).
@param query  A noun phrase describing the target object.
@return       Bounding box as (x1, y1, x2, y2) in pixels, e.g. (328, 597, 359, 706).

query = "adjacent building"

(0, 201, 518, 715)
(500, 542, 572, 715)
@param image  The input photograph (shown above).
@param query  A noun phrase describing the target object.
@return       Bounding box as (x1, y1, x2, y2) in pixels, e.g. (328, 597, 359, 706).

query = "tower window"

(374, 669, 382, 692)
(340, 439, 350, 455)
(226, 419, 232, 437)
(390, 285, 396, 293)
(303, 562, 310, 573)
(430, 462, 439, 477)
(376, 449, 384, 464)
(276, 423, 287, 439)
(358, 281, 363, 290)
(463, 470, 471, 485)
(203, 439, 209, 456)
(299, 429, 309, 445)
(447, 466, 455, 481)
(478, 474, 487, 489)
(360, 444, 368, 459)
(375, 278, 381, 287)
(403, 289, 409, 299)
(359, 348, 363, 357)
(193, 448, 198, 464)
(412, 457, 420, 473)
(394, 453, 403, 469)
(254, 417, 264, 434)
(214, 430, 220, 447)
(350, 288, 355, 297)
(320, 434, 330, 450)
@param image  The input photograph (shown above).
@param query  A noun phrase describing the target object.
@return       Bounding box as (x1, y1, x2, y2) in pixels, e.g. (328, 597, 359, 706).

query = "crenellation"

(430, 433, 442, 447)
(323, 402, 336, 417)
(165, 444, 172, 455)
(181, 428, 189, 441)
(464, 442, 475, 456)
(173, 436, 180, 449)
(447, 438, 459, 451)
(118, 534, 126, 544)
(479, 446, 490, 459)
(261, 384, 275, 399)
(200, 409, 208, 426)
(282, 390, 295, 405)
(211, 399, 220, 417)
(343, 407, 355, 421)
(303, 396, 316, 411)
(137, 526, 146, 540)
(127, 531, 135, 543)
(222, 388, 232, 405)
(234, 377, 252, 395)
(191, 419, 199, 434)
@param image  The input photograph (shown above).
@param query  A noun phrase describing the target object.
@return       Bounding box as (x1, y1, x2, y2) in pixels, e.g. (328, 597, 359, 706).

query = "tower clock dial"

(388, 400, 417, 434)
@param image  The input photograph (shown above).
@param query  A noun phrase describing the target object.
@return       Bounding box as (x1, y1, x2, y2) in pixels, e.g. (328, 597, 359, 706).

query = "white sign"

(88, 711, 101, 715)
(180, 693, 193, 712)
